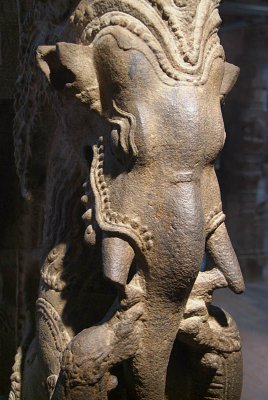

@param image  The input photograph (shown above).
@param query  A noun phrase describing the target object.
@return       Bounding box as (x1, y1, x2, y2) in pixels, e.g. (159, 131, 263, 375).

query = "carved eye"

(109, 119, 131, 164)
(110, 125, 120, 157)
(108, 101, 138, 165)
(220, 62, 240, 103)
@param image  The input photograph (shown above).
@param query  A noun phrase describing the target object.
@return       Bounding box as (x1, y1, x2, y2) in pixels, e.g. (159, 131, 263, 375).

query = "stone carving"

(10, 1, 244, 400)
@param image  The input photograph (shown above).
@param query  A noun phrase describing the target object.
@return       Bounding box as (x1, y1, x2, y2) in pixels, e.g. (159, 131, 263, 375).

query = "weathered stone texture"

(0, 1, 246, 399)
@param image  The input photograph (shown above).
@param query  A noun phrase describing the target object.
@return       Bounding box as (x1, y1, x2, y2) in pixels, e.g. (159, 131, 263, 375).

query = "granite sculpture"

(10, 1, 244, 399)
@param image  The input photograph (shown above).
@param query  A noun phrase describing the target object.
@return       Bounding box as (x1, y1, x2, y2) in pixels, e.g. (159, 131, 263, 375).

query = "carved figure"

(10, 1, 244, 400)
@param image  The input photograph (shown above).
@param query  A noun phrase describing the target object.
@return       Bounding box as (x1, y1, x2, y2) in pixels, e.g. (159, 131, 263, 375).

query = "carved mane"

(72, 0, 224, 83)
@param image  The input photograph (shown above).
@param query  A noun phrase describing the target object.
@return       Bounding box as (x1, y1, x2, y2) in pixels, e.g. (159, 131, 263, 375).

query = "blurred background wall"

(0, 0, 267, 398)
(219, 0, 268, 282)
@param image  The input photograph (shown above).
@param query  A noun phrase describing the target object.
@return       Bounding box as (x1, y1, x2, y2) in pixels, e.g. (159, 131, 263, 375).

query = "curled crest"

(72, 0, 224, 84)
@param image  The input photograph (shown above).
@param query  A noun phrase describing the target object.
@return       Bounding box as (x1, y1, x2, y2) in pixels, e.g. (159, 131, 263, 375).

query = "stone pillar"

(220, 24, 268, 281)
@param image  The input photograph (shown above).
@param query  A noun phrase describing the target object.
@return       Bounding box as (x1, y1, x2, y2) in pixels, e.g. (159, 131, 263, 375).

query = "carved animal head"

(36, 0, 243, 294)
(37, 0, 239, 165)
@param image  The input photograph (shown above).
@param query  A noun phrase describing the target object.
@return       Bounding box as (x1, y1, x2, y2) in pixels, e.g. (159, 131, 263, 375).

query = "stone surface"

(214, 281, 268, 400)
(7, 1, 245, 400)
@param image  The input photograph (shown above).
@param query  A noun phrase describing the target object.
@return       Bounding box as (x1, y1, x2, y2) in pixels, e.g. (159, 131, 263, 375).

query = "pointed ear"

(36, 45, 58, 83)
(36, 43, 102, 113)
(220, 62, 240, 101)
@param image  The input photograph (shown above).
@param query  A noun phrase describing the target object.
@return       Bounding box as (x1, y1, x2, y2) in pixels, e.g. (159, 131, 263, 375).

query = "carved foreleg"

(51, 277, 144, 400)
